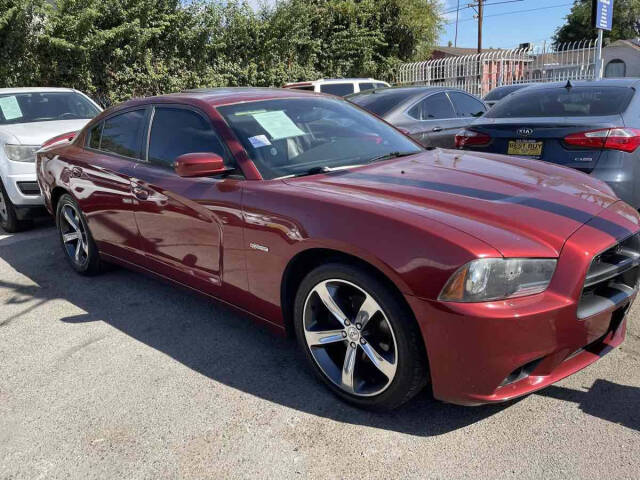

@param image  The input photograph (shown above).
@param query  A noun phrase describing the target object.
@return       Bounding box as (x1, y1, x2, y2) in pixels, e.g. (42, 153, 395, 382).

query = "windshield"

(485, 86, 634, 118)
(217, 97, 422, 179)
(347, 89, 420, 116)
(0, 91, 100, 125)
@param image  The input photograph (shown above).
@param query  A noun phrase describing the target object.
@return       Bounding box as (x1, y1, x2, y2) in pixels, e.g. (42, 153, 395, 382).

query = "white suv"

(0, 87, 102, 232)
(282, 78, 390, 97)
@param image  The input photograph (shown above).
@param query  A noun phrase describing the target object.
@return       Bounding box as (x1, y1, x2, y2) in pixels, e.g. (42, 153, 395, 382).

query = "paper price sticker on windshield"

(252, 110, 305, 140)
(248, 134, 272, 148)
(0, 96, 23, 120)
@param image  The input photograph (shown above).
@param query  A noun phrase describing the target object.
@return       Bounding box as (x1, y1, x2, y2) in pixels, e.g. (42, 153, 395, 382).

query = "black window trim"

(144, 103, 240, 176)
(404, 91, 457, 121)
(84, 105, 151, 163)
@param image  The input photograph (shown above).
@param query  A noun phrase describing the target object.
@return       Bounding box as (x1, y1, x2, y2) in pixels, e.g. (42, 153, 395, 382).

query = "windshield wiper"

(293, 166, 332, 178)
(367, 151, 419, 164)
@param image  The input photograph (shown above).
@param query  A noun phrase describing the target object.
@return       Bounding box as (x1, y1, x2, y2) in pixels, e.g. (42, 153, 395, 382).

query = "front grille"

(17, 181, 41, 196)
(578, 233, 640, 318)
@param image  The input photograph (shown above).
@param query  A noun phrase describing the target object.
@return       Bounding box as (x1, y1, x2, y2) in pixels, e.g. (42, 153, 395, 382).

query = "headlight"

(4, 144, 40, 162)
(439, 258, 557, 302)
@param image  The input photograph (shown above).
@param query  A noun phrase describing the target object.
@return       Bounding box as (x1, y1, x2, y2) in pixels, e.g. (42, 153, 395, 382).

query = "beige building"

(603, 39, 640, 78)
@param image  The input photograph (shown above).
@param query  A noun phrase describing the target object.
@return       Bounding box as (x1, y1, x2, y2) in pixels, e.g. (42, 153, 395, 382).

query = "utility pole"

(477, 0, 483, 54)
(454, 0, 460, 47)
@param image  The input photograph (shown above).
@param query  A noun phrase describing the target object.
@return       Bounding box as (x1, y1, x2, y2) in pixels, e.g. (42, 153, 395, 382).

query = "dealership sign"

(592, 0, 614, 31)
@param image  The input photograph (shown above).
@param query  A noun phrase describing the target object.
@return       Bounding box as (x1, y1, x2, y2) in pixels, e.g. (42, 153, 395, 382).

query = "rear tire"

(56, 194, 103, 275)
(294, 262, 428, 411)
(0, 179, 25, 233)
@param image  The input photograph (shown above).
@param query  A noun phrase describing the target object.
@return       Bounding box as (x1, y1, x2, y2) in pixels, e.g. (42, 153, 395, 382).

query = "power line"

(444, 3, 573, 26)
(443, 0, 523, 15)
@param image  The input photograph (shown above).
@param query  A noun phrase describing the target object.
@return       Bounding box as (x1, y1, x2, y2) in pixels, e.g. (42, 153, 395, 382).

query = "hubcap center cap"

(346, 326, 360, 342)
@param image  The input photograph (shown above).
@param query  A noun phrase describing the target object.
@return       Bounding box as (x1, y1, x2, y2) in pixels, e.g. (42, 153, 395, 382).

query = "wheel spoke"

(341, 343, 358, 393)
(74, 238, 83, 262)
(305, 329, 345, 347)
(81, 236, 89, 255)
(315, 282, 349, 327)
(62, 231, 80, 244)
(356, 293, 380, 329)
(63, 207, 80, 232)
(361, 341, 396, 380)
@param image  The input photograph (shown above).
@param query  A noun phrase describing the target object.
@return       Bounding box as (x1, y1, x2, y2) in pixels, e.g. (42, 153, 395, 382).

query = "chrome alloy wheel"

(0, 186, 7, 223)
(303, 279, 398, 397)
(60, 203, 89, 266)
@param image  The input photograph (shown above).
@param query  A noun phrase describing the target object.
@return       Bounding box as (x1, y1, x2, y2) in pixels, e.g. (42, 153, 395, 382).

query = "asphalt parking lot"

(1, 223, 639, 480)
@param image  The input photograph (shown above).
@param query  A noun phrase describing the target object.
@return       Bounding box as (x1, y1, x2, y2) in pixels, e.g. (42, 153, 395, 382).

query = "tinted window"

(349, 89, 421, 116)
(359, 82, 375, 92)
(374, 83, 388, 89)
(483, 84, 528, 101)
(449, 92, 486, 117)
(486, 86, 634, 118)
(320, 83, 355, 96)
(148, 107, 229, 168)
(218, 97, 421, 180)
(88, 123, 102, 149)
(408, 93, 455, 120)
(289, 86, 315, 91)
(100, 109, 146, 158)
(0, 92, 100, 125)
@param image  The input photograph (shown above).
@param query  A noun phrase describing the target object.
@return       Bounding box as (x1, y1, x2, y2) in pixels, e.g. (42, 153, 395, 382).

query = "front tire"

(294, 263, 428, 410)
(0, 179, 23, 233)
(56, 194, 102, 275)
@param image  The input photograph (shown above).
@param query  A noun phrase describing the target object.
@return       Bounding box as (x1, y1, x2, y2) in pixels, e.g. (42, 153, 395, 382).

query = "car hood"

(284, 149, 623, 257)
(0, 119, 91, 145)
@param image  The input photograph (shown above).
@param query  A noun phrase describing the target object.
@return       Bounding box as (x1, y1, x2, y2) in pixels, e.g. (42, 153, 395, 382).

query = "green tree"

(554, 0, 640, 45)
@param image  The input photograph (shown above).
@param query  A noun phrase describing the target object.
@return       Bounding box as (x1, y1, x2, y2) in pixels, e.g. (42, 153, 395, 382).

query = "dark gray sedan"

(347, 86, 487, 148)
(457, 79, 640, 208)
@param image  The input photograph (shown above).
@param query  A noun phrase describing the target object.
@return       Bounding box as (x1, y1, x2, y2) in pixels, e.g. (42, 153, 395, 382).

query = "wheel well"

(50, 187, 69, 214)
(281, 248, 416, 338)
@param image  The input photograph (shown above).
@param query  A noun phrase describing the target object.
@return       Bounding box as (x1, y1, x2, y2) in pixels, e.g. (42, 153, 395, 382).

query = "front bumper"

(1, 157, 43, 207)
(409, 200, 640, 406)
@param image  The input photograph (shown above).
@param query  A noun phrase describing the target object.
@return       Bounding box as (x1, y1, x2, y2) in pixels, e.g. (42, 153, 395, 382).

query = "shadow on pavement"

(2, 228, 523, 437)
(536, 380, 640, 432)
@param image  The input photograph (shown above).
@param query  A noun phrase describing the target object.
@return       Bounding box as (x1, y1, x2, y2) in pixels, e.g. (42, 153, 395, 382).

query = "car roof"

(349, 85, 466, 98)
(523, 78, 640, 89)
(108, 87, 335, 111)
(0, 87, 77, 94)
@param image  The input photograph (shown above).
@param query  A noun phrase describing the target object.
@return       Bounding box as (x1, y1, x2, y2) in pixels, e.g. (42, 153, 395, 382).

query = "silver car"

(347, 86, 487, 148)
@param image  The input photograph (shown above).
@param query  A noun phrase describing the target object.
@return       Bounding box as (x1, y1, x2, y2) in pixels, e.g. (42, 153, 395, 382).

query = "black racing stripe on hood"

(328, 171, 633, 240)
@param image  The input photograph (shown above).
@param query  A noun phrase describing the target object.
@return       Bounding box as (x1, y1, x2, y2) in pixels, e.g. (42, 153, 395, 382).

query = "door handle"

(431, 126, 443, 132)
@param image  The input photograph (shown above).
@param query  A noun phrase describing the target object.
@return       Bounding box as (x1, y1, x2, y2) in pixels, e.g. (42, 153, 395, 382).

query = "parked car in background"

(347, 86, 487, 148)
(37, 88, 638, 410)
(483, 83, 532, 108)
(456, 79, 640, 208)
(0, 87, 101, 232)
(283, 78, 390, 96)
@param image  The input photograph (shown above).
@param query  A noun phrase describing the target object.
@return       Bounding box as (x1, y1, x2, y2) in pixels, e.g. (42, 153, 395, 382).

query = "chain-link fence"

(397, 40, 597, 97)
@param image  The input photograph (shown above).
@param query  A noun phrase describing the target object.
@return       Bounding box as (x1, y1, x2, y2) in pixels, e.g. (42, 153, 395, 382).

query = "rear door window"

(100, 109, 146, 158)
(486, 86, 634, 118)
(449, 92, 486, 117)
(320, 83, 355, 96)
(358, 82, 375, 92)
(408, 92, 456, 120)
(147, 107, 231, 169)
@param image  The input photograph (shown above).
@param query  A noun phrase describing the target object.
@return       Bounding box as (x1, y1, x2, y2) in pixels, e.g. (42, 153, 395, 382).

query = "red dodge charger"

(36, 88, 639, 410)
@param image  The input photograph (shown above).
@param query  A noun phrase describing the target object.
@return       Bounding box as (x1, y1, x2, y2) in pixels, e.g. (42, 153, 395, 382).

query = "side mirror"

(175, 153, 227, 178)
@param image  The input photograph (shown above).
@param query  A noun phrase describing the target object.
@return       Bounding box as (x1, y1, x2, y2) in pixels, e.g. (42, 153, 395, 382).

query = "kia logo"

(517, 128, 533, 137)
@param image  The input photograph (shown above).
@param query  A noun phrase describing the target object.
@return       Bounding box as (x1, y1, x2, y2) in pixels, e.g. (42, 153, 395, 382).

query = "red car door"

(71, 108, 148, 264)
(130, 105, 248, 304)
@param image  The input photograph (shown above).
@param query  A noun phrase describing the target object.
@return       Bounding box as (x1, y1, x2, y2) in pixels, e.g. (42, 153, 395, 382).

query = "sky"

(248, 0, 575, 50)
(439, 0, 574, 49)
